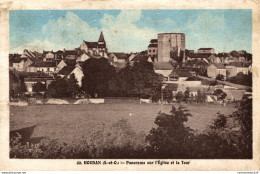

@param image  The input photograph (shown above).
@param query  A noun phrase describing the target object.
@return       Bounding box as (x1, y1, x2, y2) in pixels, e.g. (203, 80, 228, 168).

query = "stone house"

(207, 63, 226, 78)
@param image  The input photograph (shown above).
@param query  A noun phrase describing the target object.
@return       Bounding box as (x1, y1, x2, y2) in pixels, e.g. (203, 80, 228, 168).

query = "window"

(149, 50, 151, 52)
(47, 68, 50, 71)
(153, 50, 155, 52)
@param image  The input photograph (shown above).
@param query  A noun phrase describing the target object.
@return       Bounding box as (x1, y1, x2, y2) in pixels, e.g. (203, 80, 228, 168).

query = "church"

(80, 32, 108, 57)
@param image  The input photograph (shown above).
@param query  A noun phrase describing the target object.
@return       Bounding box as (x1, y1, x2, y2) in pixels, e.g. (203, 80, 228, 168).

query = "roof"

(198, 48, 214, 50)
(188, 53, 213, 59)
(64, 59, 76, 66)
(150, 39, 158, 43)
(58, 66, 75, 76)
(210, 63, 225, 69)
(153, 62, 173, 70)
(227, 62, 250, 67)
(111, 53, 129, 60)
(170, 69, 192, 78)
(84, 40, 106, 48)
(63, 50, 78, 56)
(31, 61, 57, 67)
(148, 44, 158, 48)
(131, 54, 149, 62)
(98, 31, 105, 43)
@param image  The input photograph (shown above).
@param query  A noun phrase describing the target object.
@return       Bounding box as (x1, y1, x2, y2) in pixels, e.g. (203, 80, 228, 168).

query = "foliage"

(17, 82, 27, 93)
(66, 74, 79, 97)
(213, 89, 227, 100)
(163, 86, 173, 103)
(10, 119, 146, 159)
(47, 76, 69, 98)
(32, 82, 46, 93)
(175, 91, 184, 103)
(227, 72, 252, 86)
(216, 74, 225, 81)
(186, 76, 199, 81)
(146, 105, 194, 158)
(82, 58, 116, 97)
(107, 62, 163, 100)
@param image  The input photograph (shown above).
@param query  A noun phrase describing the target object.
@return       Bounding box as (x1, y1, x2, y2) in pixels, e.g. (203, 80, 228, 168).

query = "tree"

(32, 82, 46, 93)
(213, 89, 226, 100)
(67, 74, 79, 97)
(107, 61, 163, 100)
(146, 105, 194, 158)
(47, 76, 69, 98)
(175, 91, 184, 103)
(82, 58, 116, 97)
(230, 50, 239, 57)
(17, 81, 27, 94)
(197, 89, 202, 103)
(184, 88, 191, 104)
(216, 74, 225, 81)
(163, 87, 173, 103)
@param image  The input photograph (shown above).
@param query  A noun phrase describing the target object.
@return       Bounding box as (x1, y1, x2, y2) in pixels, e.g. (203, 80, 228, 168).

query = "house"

(57, 65, 84, 86)
(207, 63, 226, 78)
(57, 60, 67, 71)
(197, 48, 215, 54)
(169, 69, 192, 81)
(153, 62, 174, 81)
(80, 32, 108, 57)
(13, 57, 36, 72)
(108, 52, 128, 63)
(43, 51, 55, 62)
(147, 39, 158, 58)
(63, 49, 78, 60)
(26, 61, 58, 75)
(129, 54, 153, 66)
(225, 62, 250, 77)
(76, 52, 92, 62)
(24, 72, 54, 92)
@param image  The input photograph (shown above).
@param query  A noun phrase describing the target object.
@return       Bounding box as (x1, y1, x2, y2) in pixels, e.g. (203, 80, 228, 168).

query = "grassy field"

(10, 103, 235, 143)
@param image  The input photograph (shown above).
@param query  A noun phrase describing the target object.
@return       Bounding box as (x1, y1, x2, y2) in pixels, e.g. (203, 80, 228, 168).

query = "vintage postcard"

(0, 0, 260, 171)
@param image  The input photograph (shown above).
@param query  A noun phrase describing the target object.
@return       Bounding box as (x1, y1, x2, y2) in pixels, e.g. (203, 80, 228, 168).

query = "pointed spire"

(98, 31, 105, 43)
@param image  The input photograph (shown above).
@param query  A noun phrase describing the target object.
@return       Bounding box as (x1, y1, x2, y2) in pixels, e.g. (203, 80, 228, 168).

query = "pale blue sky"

(9, 10, 252, 53)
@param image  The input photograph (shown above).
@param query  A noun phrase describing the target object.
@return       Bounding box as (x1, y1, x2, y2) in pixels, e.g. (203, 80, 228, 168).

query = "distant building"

(225, 62, 250, 77)
(80, 32, 108, 57)
(147, 39, 158, 59)
(153, 62, 174, 81)
(157, 33, 185, 62)
(26, 61, 58, 75)
(198, 48, 215, 54)
(57, 65, 84, 86)
(207, 63, 226, 78)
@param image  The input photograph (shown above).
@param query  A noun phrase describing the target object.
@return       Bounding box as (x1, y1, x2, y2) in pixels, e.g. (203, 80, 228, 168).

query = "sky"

(9, 10, 252, 54)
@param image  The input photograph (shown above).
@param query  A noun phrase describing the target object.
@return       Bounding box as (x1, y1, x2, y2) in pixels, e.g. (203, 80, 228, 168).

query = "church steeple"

(98, 31, 105, 43)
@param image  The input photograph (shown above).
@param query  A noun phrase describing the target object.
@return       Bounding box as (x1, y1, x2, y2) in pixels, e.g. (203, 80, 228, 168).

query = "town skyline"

(10, 10, 252, 54)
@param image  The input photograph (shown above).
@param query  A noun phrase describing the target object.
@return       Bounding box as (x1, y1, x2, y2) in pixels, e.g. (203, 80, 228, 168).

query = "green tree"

(17, 81, 27, 94)
(146, 105, 194, 158)
(216, 74, 225, 81)
(175, 91, 184, 103)
(32, 82, 46, 93)
(163, 87, 173, 103)
(47, 76, 69, 98)
(197, 89, 202, 103)
(107, 62, 163, 100)
(67, 74, 79, 97)
(82, 58, 116, 97)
